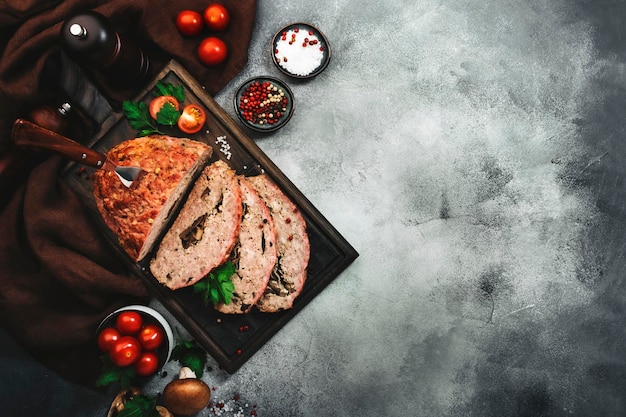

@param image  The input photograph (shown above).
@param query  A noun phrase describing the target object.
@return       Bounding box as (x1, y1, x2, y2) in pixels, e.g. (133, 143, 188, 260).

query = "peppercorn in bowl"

(234, 76, 295, 132)
(271, 22, 331, 79)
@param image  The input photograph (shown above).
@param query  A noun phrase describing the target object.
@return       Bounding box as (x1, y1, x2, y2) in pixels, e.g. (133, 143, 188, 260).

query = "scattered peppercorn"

(206, 386, 258, 416)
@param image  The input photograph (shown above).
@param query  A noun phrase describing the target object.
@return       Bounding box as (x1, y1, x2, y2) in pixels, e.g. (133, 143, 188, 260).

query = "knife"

(11, 118, 143, 188)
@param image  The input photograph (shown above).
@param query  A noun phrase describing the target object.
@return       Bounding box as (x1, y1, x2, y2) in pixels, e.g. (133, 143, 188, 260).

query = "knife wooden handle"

(11, 118, 105, 168)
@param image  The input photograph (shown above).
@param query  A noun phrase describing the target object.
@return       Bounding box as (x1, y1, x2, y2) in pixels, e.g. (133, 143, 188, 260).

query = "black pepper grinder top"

(60, 11, 150, 86)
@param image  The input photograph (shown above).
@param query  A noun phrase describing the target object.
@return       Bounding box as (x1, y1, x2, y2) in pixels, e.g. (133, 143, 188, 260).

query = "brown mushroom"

(156, 405, 174, 417)
(162, 368, 211, 416)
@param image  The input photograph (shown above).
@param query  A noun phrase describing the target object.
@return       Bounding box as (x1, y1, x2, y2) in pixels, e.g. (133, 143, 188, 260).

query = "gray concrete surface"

(4, 0, 626, 416)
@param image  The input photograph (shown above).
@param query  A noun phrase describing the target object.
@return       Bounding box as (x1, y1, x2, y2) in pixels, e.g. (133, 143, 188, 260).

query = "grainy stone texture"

(4, 1, 626, 416)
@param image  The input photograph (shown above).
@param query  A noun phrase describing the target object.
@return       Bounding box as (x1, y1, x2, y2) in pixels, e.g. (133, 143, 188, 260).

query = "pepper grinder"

(60, 11, 150, 86)
(28, 100, 95, 142)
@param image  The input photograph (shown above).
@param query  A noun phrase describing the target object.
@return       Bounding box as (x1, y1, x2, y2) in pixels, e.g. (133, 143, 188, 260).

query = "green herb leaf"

(193, 278, 211, 305)
(193, 262, 236, 306)
(155, 81, 185, 102)
(209, 287, 220, 305)
(122, 100, 162, 136)
(117, 394, 160, 417)
(156, 102, 181, 126)
(95, 355, 136, 389)
(170, 336, 207, 378)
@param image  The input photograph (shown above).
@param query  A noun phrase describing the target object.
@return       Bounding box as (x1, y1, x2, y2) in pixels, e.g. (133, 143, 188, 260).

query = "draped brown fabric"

(0, 0, 256, 387)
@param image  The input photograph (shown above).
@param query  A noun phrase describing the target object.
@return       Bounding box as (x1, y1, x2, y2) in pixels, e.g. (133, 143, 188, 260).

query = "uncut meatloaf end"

(214, 176, 278, 314)
(93, 135, 212, 262)
(246, 174, 310, 312)
(149, 160, 242, 290)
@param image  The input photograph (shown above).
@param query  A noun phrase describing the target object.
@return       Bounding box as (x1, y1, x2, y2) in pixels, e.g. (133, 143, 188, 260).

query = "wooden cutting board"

(61, 60, 358, 373)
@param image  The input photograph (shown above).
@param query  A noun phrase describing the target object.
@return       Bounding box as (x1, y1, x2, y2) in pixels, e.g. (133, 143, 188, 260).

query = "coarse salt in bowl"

(271, 23, 331, 79)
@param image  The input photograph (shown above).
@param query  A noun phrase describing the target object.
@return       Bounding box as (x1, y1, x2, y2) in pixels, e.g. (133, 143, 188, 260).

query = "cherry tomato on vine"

(97, 327, 121, 352)
(137, 324, 165, 351)
(134, 351, 160, 376)
(109, 336, 142, 367)
(177, 104, 206, 134)
(203, 4, 230, 31)
(197, 37, 228, 66)
(149, 95, 180, 120)
(116, 311, 143, 335)
(176, 10, 204, 37)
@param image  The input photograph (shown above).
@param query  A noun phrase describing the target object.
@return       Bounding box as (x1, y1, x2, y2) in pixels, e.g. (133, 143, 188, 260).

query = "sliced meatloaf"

(214, 177, 278, 314)
(149, 160, 242, 290)
(246, 174, 310, 312)
(93, 135, 212, 261)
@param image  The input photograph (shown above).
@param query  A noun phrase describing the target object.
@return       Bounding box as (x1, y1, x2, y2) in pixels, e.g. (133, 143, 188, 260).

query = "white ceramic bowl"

(97, 305, 174, 370)
(271, 22, 331, 79)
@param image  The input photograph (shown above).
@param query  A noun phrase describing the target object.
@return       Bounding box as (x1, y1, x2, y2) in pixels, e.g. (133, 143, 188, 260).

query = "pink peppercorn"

(239, 81, 289, 127)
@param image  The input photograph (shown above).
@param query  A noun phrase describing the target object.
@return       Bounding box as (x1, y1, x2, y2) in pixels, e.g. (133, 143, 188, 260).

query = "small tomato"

(138, 324, 165, 351)
(97, 327, 121, 352)
(134, 351, 160, 376)
(116, 311, 143, 335)
(197, 37, 228, 66)
(149, 95, 180, 120)
(178, 104, 206, 134)
(109, 336, 142, 367)
(203, 4, 230, 31)
(176, 10, 204, 37)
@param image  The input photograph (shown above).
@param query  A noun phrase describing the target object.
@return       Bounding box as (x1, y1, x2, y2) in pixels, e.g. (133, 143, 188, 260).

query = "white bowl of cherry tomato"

(96, 305, 174, 378)
(234, 76, 295, 132)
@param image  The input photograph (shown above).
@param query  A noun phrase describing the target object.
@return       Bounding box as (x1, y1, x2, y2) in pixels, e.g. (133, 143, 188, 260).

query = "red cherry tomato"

(197, 37, 228, 66)
(138, 324, 165, 351)
(149, 95, 180, 120)
(177, 104, 206, 134)
(97, 327, 121, 352)
(176, 10, 204, 37)
(134, 351, 160, 376)
(203, 4, 230, 31)
(116, 311, 143, 335)
(109, 336, 142, 367)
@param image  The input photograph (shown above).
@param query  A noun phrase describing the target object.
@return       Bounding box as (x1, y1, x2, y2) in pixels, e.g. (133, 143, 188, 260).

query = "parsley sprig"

(122, 81, 186, 136)
(95, 354, 136, 389)
(155, 81, 185, 102)
(122, 101, 162, 137)
(193, 262, 236, 306)
(117, 394, 161, 417)
(170, 334, 208, 378)
(155, 102, 180, 126)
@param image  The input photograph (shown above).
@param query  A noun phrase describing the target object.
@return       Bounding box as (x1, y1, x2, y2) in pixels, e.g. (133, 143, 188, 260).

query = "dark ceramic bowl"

(234, 76, 295, 132)
(271, 22, 331, 79)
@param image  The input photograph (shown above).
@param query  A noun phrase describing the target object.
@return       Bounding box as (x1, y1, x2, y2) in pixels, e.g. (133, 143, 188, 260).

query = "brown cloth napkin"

(0, 0, 256, 387)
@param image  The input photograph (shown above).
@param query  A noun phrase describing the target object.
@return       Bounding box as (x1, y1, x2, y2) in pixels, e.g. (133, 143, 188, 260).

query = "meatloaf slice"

(214, 177, 278, 314)
(149, 160, 242, 290)
(93, 135, 212, 262)
(246, 175, 310, 312)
